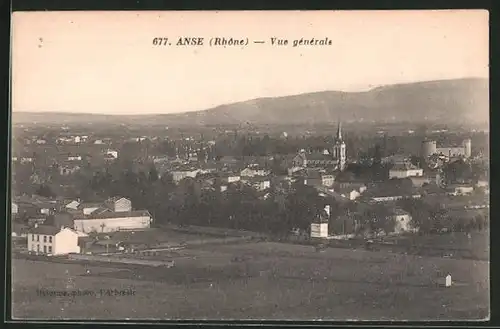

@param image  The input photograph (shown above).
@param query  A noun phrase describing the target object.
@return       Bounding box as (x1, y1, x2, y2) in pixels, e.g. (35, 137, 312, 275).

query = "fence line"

(68, 253, 172, 267)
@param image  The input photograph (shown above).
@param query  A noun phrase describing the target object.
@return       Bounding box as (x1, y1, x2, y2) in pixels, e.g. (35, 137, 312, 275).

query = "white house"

(333, 182, 367, 201)
(334, 182, 367, 193)
(220, 173, 241, 184)
(38, 203, 56, 215)
(64, 200, 80, 210)
(310, 221, 329, 238)
(476, 180, 489, 188)
(27, 225, 82, 255)
(287, 166, 304, 176)
(105, 149, 119, 159)
(336, 188, 362, 201)
(94, 139, 104, 145)
(12, 202, 18, 215)
(240, 168, 270, 177)
(73, 210, 153, 233)
(241, 177, 271, 191)
(171, 169, 200, 183)
(369, 194, 421, 203)
(389, 209, 416, 233)
(446, 185, 474, 196)
(78, 202, 103, 216)
(104, 197, 132, 212)
(389, 162, 424, 179)
(409, 176, 432, 187)
(321, 174, 335, 187)
(67, 155, 82, 161)
(59, 164, 81, 176)
(310, 205, 330, 238)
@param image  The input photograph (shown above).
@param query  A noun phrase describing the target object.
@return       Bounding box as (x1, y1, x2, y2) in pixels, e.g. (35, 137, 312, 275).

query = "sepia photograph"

(10, 10, 489, 321)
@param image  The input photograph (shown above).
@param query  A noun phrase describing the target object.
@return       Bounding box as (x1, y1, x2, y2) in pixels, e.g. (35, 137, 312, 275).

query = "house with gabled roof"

(104, 197, 132, 212)
(241, 176, 271, 191)
(78, 202, 103, 216)
(12, 202, 18, 215)
(27, 225, 84, 255)
(389, 162, 424, 179)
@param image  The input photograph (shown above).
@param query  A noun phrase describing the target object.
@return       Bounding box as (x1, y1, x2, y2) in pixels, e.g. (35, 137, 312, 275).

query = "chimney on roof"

(324, 205, 331, 218)
(34, 223, 38, 228)
(60, 225, 65, 231)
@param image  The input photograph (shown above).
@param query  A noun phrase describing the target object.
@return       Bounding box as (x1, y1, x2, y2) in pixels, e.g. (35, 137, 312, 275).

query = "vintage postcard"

(10, 10, 489, 321)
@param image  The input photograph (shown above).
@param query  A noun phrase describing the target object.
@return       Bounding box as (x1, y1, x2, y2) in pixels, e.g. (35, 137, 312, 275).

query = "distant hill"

(13, 78, 489, 126)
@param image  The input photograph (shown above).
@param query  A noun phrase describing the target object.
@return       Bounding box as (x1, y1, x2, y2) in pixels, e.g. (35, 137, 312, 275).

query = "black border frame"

(2, 1, 497, 328)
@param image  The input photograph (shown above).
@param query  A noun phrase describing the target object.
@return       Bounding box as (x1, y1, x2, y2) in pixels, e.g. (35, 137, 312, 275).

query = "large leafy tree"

(285, 182, 327, 232)
(397, 198, 432, 233)
(35, 184, 56, 198)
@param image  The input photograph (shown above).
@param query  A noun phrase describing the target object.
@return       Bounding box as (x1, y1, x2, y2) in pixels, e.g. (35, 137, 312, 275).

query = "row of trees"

(397, 198, 488, 233)
(188, 133, 414, 159)
(26, 164, 488, 237)
(84, 167, 332, 236)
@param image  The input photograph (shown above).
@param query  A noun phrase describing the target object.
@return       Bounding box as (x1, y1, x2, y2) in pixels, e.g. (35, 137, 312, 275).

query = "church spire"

(336, 120, 342, 141)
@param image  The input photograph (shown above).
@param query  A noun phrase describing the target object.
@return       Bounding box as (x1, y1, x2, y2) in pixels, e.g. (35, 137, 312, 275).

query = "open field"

(12, 240, 489, 321)
(370, 231, 489, 260)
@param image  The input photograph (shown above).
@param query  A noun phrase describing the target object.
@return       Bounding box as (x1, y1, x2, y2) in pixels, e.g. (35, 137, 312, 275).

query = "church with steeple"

(290, 120, 347, 172)
(332, 121, 346, 171)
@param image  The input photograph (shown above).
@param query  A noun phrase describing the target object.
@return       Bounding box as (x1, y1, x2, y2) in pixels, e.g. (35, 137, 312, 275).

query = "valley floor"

(11, 240, 489, 321)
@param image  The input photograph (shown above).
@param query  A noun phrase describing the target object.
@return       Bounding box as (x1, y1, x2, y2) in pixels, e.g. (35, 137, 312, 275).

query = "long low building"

(389, 162, 424, 179)
(73, 210, 153, 233)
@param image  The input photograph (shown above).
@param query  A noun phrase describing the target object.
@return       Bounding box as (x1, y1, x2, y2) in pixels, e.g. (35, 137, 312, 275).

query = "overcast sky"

(12, 10, 488, 115)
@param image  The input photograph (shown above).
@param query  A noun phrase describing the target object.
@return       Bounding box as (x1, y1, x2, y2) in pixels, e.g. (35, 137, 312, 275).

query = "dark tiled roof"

(336, 187, 359, 195)
(105, 196, 125, 203)
(29, 225, 61, 235)
(306, 153, 335, 161)
(219, 172, 240, 178)
(92, 207, 113, 215)
(60, 199, 80, 206)
(391, 208, 410, 216)
(75, 210, 152, 220)
(67, 209, 84, 216)
(390, 162, 420, 171)
(12, 223, 29, 233)
(78, 236, 94, 244)
(242, 176, 271, 183)
(78, 202, 103, 209)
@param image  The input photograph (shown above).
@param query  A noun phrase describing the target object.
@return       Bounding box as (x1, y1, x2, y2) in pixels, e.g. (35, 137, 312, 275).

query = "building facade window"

(43, 236, 47, 243)
(31, 234, 34, 241)
(37, 244, 40, 252)
(36, 235, 39, 242)
(49, 236, 52, 243)
(43, 246, 47, 253)
(48, 246, 52, 253)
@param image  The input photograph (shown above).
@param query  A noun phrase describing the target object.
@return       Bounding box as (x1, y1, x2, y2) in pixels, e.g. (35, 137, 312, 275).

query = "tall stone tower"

(421, 140, 437, 158)
(332, 121, 346, 171)
(463, 138, 472, 158)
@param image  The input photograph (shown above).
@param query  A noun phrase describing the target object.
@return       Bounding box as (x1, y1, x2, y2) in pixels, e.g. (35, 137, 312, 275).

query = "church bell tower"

(333, 121, 346, 171)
